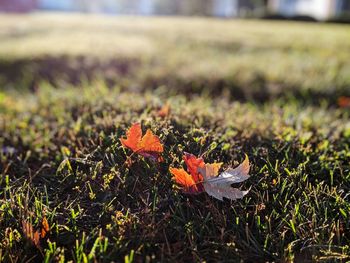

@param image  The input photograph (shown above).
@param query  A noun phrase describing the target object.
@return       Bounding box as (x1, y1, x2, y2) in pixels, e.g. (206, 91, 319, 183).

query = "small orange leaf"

(338, 96, 350, 108)
(22, 220, 33, 240)
(33, 231, 40, 247)
(157, 103, 171, 118)
(120, 123, 164, 162)
(41, 216, 49, 238)
(22, 220, 40, 248)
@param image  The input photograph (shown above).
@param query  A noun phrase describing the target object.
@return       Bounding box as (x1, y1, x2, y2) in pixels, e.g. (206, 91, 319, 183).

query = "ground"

(0, 14, 350, 262)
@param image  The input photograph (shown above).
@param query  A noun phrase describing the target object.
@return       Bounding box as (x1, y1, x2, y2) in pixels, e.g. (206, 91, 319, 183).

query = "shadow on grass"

(0, 55, 349, 106)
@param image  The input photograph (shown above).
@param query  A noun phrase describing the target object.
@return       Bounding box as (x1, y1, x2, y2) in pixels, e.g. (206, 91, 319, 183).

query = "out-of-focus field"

(0, 13, 350, 101)
(0, 14, 350, 262)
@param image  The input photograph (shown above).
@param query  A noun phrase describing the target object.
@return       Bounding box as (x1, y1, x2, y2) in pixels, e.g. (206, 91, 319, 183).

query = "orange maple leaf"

(169, 153, 205, 194)
(120, 123, 164, 162)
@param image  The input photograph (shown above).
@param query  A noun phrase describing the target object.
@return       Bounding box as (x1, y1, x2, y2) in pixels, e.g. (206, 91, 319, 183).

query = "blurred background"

(1, 0, 350, 21)
(0, 0, 349, 101)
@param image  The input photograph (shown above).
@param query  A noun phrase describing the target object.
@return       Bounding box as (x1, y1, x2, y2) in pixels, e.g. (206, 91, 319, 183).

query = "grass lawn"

(0, 14, 350, 262)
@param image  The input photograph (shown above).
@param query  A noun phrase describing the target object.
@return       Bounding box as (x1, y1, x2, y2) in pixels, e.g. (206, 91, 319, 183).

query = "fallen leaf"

(170, 153, 250, 201)
(41, 216, 49, 238)
(120, 123, 164, 162)
(197, 155, 250, 201)
(169, 153, 205, 193)
(338, 96, 350, 108)
(157, 103, 171, 118)
(22, 220, 40, 248)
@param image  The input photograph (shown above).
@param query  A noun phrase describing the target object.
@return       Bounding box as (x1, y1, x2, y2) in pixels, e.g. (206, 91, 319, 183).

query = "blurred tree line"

(74, 0, 267, 16)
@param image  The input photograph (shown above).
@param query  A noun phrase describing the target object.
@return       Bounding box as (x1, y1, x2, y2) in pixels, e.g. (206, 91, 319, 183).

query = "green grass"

(1, 14, 350, 262)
